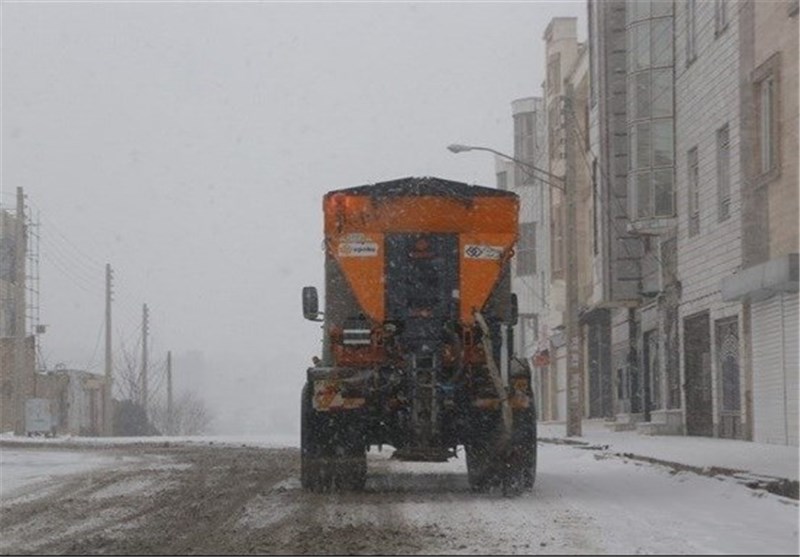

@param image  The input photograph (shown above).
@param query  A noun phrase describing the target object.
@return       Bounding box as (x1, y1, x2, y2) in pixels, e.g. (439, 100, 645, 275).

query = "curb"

(539, 436, 799, 501)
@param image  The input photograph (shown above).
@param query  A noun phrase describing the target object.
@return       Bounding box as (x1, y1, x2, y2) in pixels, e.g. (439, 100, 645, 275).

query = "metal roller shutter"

(783, 293, 798, 446)
(752, 293, 799, 446)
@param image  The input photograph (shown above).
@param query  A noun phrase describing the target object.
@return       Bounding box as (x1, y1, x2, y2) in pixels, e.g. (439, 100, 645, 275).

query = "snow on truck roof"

(326, 176, 518, 199)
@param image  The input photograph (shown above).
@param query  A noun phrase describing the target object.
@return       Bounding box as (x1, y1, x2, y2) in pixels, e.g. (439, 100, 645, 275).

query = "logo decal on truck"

(339, 241, 379, 257)
(464, 245, 503, 260)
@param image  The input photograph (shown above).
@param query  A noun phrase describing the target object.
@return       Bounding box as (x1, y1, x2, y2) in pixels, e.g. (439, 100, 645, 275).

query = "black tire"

(465, 441, 492, 492)
(522, 402, 538, 489)
(465, 402, 537, 494)
(507, 404, 537, 493)
(465, 410, 502, 492)
(300, 382, 318, 490)
(301, 381, 367, 492)
(331, 423, 367, 491)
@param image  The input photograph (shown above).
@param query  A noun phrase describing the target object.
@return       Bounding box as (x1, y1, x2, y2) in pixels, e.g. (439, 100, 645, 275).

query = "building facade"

(673, 0, 748, 439)
(0, 198, 35, 434)
(34, 368, 107, 436)
(543, 17, 584, 422)
(721, 0, 799, 446)
(586, 0, 634, 422)
(496, 96, 552, 420)
(504, 1, 796, 445)
(585, 0, 797, 444)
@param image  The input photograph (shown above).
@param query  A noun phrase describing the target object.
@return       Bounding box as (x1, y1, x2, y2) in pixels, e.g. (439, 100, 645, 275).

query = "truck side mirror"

(509, 293, 519, 326)
(302, 286, 320, 321)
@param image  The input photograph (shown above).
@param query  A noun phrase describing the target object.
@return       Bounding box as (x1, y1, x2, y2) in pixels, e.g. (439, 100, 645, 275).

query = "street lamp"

(448, 138, 582, 437)
(446, 144, 565, 192)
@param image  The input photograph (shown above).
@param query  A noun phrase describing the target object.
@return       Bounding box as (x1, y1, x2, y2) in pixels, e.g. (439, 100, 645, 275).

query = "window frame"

(517, 221, 538, 276)
(714, 0, 728, 37)
(751, 53, 782, 187)
(687, 146, 700, 237)
(716, 124, 731, 222)
(686, 0, 697, 66)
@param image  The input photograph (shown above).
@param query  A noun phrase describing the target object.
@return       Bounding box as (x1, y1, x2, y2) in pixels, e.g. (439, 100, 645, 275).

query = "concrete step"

(636, 421, 678, 436)
(605, 421, 637, 432)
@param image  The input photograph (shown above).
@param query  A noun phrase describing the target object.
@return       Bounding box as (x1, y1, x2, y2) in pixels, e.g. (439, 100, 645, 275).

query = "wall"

(0, 336, 35, 433)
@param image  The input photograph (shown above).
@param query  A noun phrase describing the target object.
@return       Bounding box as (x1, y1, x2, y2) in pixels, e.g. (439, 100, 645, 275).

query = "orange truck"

(301, 177, 537, 492)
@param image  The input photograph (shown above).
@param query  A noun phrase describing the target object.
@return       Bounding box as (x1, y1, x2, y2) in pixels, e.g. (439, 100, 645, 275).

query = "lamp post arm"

(448, 144, 565, 192)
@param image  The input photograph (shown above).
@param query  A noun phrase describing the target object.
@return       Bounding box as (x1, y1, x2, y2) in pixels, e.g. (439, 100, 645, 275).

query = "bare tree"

(114, 335, 142, 403)
(111, 335, 155, 436)
(150, 390, 213, 436)
(114, 336, 213, 436)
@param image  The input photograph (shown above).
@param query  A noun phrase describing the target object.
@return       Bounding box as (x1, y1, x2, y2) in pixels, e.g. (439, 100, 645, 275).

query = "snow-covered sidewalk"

(539, 419, 799, 482)
(3, 421, 797, 483)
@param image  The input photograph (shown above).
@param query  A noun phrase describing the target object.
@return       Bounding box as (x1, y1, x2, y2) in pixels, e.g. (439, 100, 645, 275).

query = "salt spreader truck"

(301, 177, 537, 492)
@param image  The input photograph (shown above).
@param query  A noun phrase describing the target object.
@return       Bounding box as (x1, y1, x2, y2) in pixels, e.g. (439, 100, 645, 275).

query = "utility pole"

(13, 187, 27, 435)
(564, 82, 582, 437)
(104, 264, 113, 436)
(141, 303, 149, 421)
(167, 350, 173, 436)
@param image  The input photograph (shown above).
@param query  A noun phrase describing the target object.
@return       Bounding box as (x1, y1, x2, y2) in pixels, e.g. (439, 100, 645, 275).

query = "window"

(758, 76, 776, 174)
(652, 69, 673, 117)
(629, 123, 674, 219)
(651, 18, 673, 67)
(517, 222, 537, 276)
(628, 125, 636, 171)
(752, 54, 781, 183)
(496, 171, 508, 191)
(592, 159, 599, 255)
(637, 122, 651, 168)
(628, 0, 649, 24)
(652, 120, 673, 167)
(651, 0, 673, 18)
(714, 0, 728, 36)
(636, 72, 651, 119)
(520, 314, 539, 356)
(716, 125, 730, 221)
(654, 169, 674, 216)
(514, 112, 536, 186)
(637, 170, 652, 218)
(686, 0, 697, 65)
(589, 0, 596, 106)
(635, 21, 650, 71)
(626, 1, 675, 223)
(688, 147, 700, 236)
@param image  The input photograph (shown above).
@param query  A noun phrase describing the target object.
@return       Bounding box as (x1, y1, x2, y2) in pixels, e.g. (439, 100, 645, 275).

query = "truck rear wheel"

(300, 381, 367, 492)
(465, 411, 501, 492)
(506, 404, 537, 493)
(465, 403, 537, 494)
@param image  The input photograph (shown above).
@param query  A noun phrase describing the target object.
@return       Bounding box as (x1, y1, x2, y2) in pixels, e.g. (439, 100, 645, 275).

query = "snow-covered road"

(1, 439, 797, 554)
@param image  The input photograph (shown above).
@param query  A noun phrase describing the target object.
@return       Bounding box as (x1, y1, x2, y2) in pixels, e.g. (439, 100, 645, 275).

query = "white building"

(496, 96, 551, 420)
(720, 0, 799, 446)
(543, 18, 584, 423)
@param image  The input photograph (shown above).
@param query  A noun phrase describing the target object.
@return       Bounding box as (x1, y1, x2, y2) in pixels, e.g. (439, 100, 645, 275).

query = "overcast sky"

(1, 1, 584, 434)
